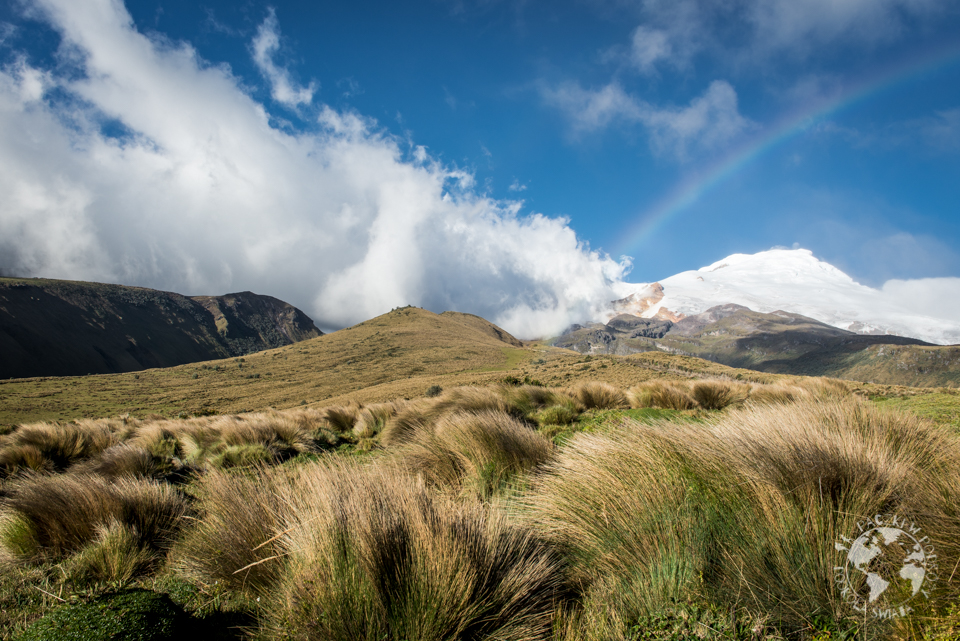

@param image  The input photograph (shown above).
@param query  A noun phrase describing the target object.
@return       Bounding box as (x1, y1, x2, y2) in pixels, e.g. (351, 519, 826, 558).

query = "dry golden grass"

(521, 397, 960, 638)
(689, 379, 750, 410)
(746, 382, 806, 405)
(0, 473, 188, 563)
(626, 380, 699, 410)
(173, 465, 286, 595)
(394, 410, 555, 497)
(175, 459, 574, 640)
(270, 461, 572, 641)
(567, 381, 628, 410)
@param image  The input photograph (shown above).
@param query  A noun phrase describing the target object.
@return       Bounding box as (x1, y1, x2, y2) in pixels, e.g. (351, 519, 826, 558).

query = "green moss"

(14, 589, 190, 641)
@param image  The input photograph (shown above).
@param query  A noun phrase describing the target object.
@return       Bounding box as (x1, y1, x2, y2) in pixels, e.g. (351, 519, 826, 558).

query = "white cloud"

(508, 179, 527, 192)
(881, 277, 960, 325)
(641, 80, 752, 158)
(251, 7, 316, 108)
(541, 79, 752, 159)
(747, 0, 944, 54)
(540, 81, 642, 133)
(628, 25, 672, 74)
(608, 0, 950, 73)
(0, 0, 629, 338)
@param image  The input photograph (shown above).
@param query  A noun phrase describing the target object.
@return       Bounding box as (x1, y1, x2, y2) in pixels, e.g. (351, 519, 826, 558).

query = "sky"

(1, 0, 958, 337)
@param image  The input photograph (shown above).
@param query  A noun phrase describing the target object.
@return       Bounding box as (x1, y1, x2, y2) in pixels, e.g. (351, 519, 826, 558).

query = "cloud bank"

(0, 0, 629, 338)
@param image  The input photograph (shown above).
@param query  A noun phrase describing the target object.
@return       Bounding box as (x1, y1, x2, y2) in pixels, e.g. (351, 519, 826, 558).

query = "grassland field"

(1, 306, 959, 640)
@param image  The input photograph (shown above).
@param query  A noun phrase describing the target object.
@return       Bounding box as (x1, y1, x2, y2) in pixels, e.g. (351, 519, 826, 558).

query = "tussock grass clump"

(354, 402, 403, 439)
(568, 382, 628, 410)
(177, 461, 574, 640)
(380, 387, 518, 447)
(271, 462, 573, 641)
(522, 398, 960, 638)
(0, 474, 188, 564)
(796, 376, 851, 399)
(689, 379, 749, 410)
(174, 466, 286, 595)
(626, 381, 699, 410)
(76, 444, 167, 480)
(395, 410, 555, 497)
(65, 518, 159, 584)
(0, 422, 120, 477)
(320, 404, 361, 434)
(746, 382, 805, 405)
(537, 397, 580, 426)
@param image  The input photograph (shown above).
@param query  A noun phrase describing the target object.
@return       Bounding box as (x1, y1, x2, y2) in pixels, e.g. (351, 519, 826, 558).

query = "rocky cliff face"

(192, 292, 322, 356)
(0, 278, 322, 378)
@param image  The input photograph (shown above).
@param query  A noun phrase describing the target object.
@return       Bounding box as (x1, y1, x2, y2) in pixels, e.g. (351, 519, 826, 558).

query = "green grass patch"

(871, 392, 960, 431)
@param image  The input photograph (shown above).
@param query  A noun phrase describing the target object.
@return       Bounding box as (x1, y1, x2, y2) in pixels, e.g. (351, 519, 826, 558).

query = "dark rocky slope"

(0, 278, 321, 378)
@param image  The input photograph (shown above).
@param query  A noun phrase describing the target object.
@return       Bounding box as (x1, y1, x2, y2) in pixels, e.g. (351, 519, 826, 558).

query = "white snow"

(610, 249, 960, 345)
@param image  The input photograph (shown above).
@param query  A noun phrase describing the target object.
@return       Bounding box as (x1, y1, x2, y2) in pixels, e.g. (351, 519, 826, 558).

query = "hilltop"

(0, 278, 321, 378)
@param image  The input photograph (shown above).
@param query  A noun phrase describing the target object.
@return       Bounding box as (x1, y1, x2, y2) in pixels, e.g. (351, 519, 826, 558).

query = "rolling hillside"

(0, 278, 321, 378)
(0, 305, 801, 426)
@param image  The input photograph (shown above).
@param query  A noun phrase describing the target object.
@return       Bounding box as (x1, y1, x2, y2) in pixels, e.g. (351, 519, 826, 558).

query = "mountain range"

(607, 249, 959, 345)
(551, 249, 960, 387)
(0, 278, 321, 379)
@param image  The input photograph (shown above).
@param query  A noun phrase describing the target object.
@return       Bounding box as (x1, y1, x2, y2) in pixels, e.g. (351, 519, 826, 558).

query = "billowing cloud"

(0, 0, 629, 338)
(541, 79, 752, 159)
(251, 7, 316, 107)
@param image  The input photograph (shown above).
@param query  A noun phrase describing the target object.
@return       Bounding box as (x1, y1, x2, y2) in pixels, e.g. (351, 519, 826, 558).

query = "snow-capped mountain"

(608, 249, 960, 345)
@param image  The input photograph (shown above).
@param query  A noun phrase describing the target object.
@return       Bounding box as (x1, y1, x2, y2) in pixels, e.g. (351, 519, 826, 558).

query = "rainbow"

(615, 43, 960, 260)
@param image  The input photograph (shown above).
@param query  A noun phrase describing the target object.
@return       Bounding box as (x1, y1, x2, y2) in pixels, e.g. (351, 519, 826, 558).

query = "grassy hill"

(552, 304, 960, 387)
(1, 305, 825, 426)
(0, 278, 321, 378)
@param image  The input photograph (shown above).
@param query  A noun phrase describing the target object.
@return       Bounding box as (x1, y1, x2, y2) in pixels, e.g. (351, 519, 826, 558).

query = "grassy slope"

(0, 307, 527, 424)
(1, 305, 824, 426)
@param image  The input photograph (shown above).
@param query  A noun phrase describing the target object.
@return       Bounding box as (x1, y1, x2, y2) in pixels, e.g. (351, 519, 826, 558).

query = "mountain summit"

(609, 249, 959, 345)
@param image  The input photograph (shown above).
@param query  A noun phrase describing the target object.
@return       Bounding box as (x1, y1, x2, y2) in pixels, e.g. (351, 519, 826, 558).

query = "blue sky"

(1, 0, 958, 336)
